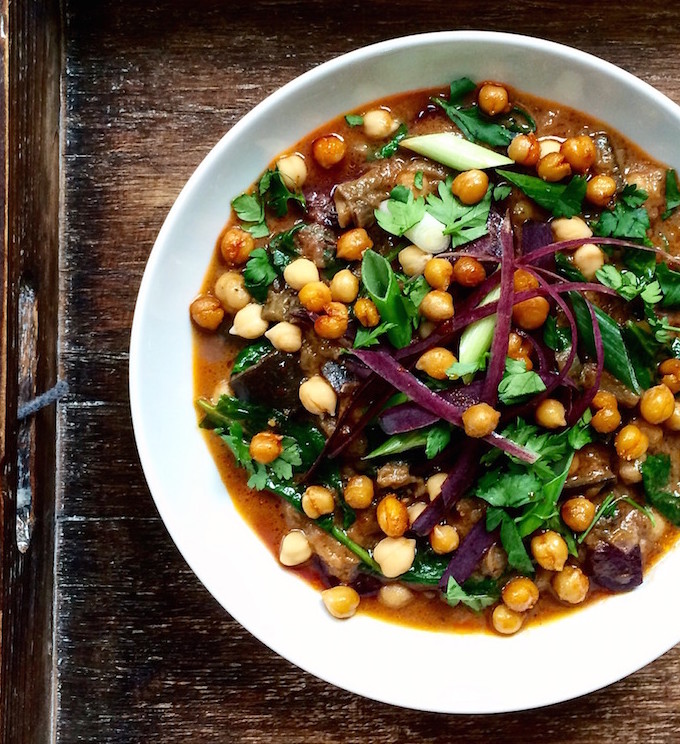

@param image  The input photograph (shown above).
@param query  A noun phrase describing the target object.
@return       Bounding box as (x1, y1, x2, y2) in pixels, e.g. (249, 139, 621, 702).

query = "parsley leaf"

(375, 187, 426, 236)
(493, 183, 512, 201)
(268, 436, 302, 481)
(640, 454, 679, 523)
(445, 576, 499, 612)
(425, 177, 491, 247)
(243, 248, 277, 302)
(353, 321, 397, 349)
(487, 507, 534, 573)
(425, 423, 452, 459)
(231, 192, 269, 237)
(414, 170, 424, 190)
(401, 274, 430, 328)
(543, 315, 572, 352)
(595, 265, 662, 304)
(433, 97, 514, 147)
(656, 262, 680, 308)
(497, 358, 547, 405)
(447, 355, 487, 380)
(475, 468, 542, 508)
(259, 169, 306, 217)
(593, 184, 651, 243)
(345, 113, 364, 127)
(495, 170, 586, 218)
(370, 122, 408, 160)
(662, 169, 680, 220)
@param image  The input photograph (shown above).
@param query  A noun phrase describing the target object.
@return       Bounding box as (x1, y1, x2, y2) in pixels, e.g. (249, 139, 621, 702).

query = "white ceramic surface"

(130, 31, 680, 713)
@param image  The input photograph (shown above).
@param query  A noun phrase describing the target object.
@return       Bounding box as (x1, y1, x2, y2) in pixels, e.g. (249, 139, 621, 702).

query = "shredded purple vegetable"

(438, 520, 497, 589)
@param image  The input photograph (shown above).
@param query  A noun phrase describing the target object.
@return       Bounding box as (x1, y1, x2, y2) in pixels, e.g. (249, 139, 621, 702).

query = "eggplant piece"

(230, 349, 303, 411)
(564, 444, 615, 492)
(321, 360, 356, 394)
(587, 542, 643, 592)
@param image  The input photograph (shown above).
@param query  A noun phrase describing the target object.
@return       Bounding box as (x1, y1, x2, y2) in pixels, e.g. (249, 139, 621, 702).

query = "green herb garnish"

(497, 358, 547, 405)
(662, 169, 680, 220)
(495, 170, 587, 218)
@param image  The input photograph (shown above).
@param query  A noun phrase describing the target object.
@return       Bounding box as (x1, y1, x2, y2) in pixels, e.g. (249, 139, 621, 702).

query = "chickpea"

(214, 271, 251, 314)
(336, 228, 373, 261)
(572, 244, 605, 280)
(415, 347, 456, 380)
(502, 577, 539, 613)
(220, 226, 255, 267)
(314, 301, 349, 339)
(507, 331, 534, 370)
(452, 255, 486, 287)
(477, 83, 510, 116)
(354, 297, 380, 327)
(492, 605, 524, 635)
(535, 399, 567, 429)
(420, 290, 454, 322)
(531, 530, 568, 572)
(560, 135, 596, 173)
(586, 174, 617, 207)
(637, 420, 663, 447)
(373, 536, 416, 578)
(513, 267, 539, 292)
(321, 585, 360, 619)
(430, 524, 459, 554)
(561, 497, 596, 532)
(507, 133, 540, 167)
(344, 475, 374, 509)
(279, 530, 312, 566)
(265, 321, 302, 353)
(299, 375, 337, 416)
(640, 384, 676, 424)
(283, 258, 319, 290)
(276, 153, 307, 190)
(229, 303, 269, 339)
(419, 321, 435, 339)
(330, 269, 359, 303)
(376, 495, 409, 538)
(462, 402, 501, 438)
(618, 459, 643, 484)
(538, 138, 562, 158)
(451, 169, 489, 205)
(312, 134, 346, 169)
(407, 501, 427, 525)
(666, 401, 680, 431)
(552, 565, 589, 604)
(537, 152, 572, 182)
(298, 281, 332, 312)
(398, 245, 429, 276)
(512, 297, 550, 330)
(551, 216, 593, 242)
(378, 583, 414, 609)
(592, 390, 618, 410)
(302, 485, 335, 519)
(363, 108, 398, 139)
(424, 258, 454, 290)
(426, 472, 448, 501)
(659, 359, 680, 394)
(591, 406, 622, 434)
(190, 295, 224, 331)
(249, 431, 283, 464)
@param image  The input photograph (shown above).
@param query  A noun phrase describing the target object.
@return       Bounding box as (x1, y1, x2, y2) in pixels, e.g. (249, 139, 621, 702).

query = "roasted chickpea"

(344, 475, 374, 509)
(377, 495, 409, 538)
(512, 297, 550, 330)
(302, 485, 335, 519)
(424, 258, 454, 290)
(276, 153, 307, 190)
(591, 406, 622, 434)
(531, 530, 568, 572)
(314, 301, 349, 339)
(492, 605, 524, 635)
(615, 424, 649, 460)
(415, 347, 456, 380)
(659, 358, 680, 394)
(321, 585, 360, 619)
(666, 401, 680, 432)
(477, 83, 510, 116)
(507, 331, 534, 370)
(190, 295, 224, 331)
(430, 524, 459, 554)
(513, 268, 539, 292)
(592, 390, 618, 410)
(502, 577, 539, 613)
(420, 290, 454, 322)
(535, 399, 567, 429)
(312, 134, 346, 168)
(299, 375, 337, 416)
(451, 169, 489, 205)
(398, 245, 429, 276)
(572, 244, 605, 280)
(640, 384, 676, 424)
(283, 258, 319, 290)
(426, 473, 448, 501)
(265, 321, 302, 353)
(462, 402, 501, 438)
(330, 269, 359, 303)
(373, 537, 416, 578)
(298, 281, 332, 312)
(552, 565, 589, 604)
(452, 256, 486, 287)
(507, 133, 540, 167)
(354, 297, 380, 327)
(561, 135, 596, 173)
(537, 152, 572, 182)
(561, 497, 596, 532)
(220, 226, 255, 266)
(229, 303, 268, 339)
(336, 227, 373, 261)
(551, 215, 593, 241)
(249, 431, 283, 464)
(586, 174, 617, 207)
(279, 530, 312, 566)
(363, 108, 398, 139)
(378, 584, 414, 609)
(214, 271, 251, 314)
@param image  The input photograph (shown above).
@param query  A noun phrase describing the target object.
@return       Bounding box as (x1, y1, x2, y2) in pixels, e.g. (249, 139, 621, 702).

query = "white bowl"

(130, 31, 680, 713)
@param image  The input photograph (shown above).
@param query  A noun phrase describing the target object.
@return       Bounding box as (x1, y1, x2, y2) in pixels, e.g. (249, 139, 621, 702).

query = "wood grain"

(14, 0, 678, 741)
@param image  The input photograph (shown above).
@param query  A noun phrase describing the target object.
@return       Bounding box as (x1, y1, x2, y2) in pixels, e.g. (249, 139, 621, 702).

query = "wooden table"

(3, 1, 680, 741)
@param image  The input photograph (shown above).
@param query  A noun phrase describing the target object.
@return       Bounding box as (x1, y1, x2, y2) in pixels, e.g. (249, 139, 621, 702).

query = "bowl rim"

(130, 30, 680, 714)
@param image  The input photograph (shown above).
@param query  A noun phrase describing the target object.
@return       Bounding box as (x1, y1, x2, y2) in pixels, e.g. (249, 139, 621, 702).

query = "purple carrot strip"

(438, 520, 497, 589)
(412, 444, 481, 536)
(351, 348, 537, 463)
(517, 236, 680, 267)
(521, 221, 554, 269)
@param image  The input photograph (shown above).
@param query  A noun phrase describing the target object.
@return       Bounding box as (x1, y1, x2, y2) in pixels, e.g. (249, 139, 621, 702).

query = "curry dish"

(191, 79, 680, 634)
